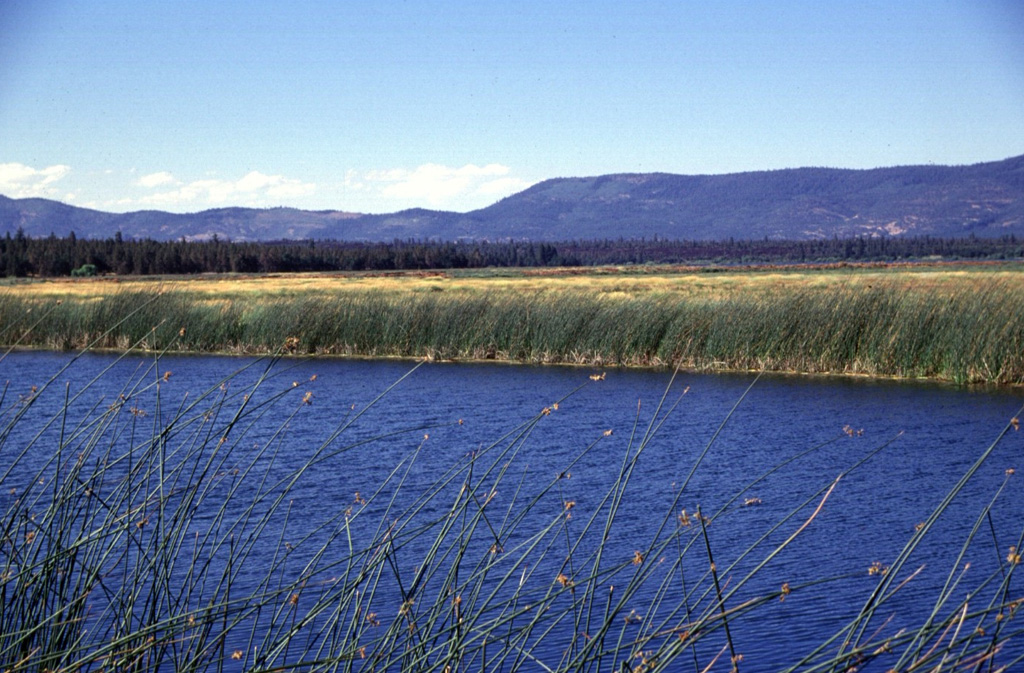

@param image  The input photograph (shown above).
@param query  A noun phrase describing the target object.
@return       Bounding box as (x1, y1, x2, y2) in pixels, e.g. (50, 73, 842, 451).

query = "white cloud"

(1, 161, 531, 213)
(360, 163, 533, 210)
(138, 171, 316, 208)
(136, 171, 176, 188)
(0, 162, 71, 198)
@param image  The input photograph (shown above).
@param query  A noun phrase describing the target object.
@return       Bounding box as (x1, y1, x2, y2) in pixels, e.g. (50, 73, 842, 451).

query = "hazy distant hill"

(0, 200, 367, 241)
(2, 155, 1022, 241)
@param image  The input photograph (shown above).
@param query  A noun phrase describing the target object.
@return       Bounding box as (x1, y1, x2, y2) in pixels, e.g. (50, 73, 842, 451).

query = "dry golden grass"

(2, 262, 1020, 304)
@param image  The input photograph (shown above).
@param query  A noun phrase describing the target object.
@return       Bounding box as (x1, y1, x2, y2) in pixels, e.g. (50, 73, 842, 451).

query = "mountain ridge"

(2, 155, 1022, 241)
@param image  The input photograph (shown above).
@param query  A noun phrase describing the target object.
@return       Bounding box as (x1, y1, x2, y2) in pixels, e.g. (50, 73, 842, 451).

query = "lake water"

(2, 351, 1023, 671)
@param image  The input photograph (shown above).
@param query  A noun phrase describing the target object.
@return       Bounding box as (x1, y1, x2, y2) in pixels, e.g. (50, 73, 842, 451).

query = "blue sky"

(1, 0, 1022, 214)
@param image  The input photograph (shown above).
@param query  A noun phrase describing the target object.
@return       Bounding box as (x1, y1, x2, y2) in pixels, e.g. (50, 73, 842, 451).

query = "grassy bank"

(3, 264, 1024, 384)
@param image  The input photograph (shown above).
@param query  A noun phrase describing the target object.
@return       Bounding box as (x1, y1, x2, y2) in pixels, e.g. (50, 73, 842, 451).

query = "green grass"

(2, 272, 1024, 383)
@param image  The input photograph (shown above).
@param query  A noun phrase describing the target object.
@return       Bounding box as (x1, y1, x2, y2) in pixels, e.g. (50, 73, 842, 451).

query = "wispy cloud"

(136, 171, 316, 208)
(136, 171, 176, 188)
(356, 163, 534, 211)
(0, 162, 71, 198)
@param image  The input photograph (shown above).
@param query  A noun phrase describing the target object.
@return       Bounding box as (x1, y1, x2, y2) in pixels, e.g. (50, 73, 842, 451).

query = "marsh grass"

(1, 332, 1023, 672)
(2, 268, 1024, 383)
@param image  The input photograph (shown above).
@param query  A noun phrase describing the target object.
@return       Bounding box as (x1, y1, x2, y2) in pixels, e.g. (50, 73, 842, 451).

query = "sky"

(1, 0, 1022, 215)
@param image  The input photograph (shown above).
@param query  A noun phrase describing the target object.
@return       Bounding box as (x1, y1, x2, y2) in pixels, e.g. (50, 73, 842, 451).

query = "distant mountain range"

(3, 155, 1022, 241)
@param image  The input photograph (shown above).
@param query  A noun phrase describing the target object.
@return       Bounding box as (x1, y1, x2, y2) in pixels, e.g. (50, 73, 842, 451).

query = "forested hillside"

(2, 155, 1021, 242)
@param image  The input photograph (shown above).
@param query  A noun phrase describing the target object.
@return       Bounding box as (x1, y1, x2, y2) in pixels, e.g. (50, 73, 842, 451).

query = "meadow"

(2, 263, 1023, 384)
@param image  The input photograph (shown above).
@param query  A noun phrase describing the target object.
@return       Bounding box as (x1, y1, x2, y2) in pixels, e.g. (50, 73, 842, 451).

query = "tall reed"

(1, 336, 1022, 671)
(2, 274, 1023, 383)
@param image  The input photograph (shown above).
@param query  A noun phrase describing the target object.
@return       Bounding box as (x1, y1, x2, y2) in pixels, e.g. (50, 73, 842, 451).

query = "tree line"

(2, 229, 1022, 277)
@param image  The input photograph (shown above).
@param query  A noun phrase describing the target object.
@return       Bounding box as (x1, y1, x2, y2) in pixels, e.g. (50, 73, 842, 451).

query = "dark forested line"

(2, 229, 1023, 277)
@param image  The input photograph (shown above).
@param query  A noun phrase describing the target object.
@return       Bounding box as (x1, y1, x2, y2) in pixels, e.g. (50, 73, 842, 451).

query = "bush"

(70, 263, 97, 277)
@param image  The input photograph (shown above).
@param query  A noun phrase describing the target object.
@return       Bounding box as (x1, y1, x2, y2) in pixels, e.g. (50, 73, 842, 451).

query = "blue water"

(2, 351, 1022, 671)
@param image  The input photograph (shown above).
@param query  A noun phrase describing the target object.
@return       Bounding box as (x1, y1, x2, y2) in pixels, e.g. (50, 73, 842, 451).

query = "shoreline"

(5, 343, 1018, 391)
